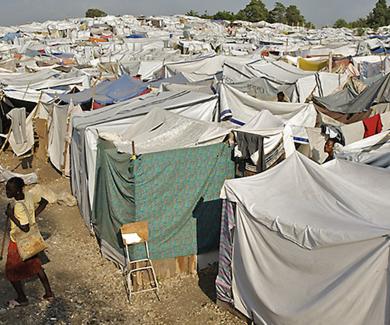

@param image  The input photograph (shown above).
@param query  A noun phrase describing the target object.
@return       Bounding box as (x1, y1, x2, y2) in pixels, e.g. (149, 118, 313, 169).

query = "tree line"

(186, 1, 315, 29)
(334, 0, 390, 29)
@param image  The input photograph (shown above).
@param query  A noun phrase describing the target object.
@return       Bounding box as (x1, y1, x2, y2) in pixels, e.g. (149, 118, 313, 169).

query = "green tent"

(93, 139, 235, 262)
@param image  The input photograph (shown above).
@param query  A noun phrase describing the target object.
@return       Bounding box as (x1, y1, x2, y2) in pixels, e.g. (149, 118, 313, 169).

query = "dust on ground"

(0, 153, 245, 324)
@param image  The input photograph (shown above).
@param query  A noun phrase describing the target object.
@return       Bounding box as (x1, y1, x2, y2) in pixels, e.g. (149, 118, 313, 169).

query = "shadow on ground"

(198, 263, 218, 302)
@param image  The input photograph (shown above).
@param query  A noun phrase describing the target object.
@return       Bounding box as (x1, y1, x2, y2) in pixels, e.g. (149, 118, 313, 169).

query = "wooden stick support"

(0, 215, 9, 261)
(328, 52, 333, 73)
(132, 141, 135, 156)
(0, 129, 11, 156)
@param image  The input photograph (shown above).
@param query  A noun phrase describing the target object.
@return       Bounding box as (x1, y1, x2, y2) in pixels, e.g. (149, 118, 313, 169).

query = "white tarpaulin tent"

(219, 82, 316, 125)
(220, 152, 390, 325)
(219, 83, 317, 146)
(71, 90, 219, 226)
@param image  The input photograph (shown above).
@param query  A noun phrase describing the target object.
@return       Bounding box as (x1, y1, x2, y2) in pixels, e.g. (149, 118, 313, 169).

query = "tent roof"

(101, 109, 230, 155)
(222, 152, 390, 249)
(314, 74, 390, 114)
(58, 74, 147, 105)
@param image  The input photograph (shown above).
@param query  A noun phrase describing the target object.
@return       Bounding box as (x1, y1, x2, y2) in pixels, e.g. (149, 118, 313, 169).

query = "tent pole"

(131, 141, 136, 160)
(0, 215, 9, 261)
(0, 129, 11, 157)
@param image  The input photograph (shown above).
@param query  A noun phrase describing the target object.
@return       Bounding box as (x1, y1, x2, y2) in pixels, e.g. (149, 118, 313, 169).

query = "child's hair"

(7, 177, 25, 190)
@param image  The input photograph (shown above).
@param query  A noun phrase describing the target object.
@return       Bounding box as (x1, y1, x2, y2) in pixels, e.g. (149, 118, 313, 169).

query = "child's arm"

(35, 198, 48, 217)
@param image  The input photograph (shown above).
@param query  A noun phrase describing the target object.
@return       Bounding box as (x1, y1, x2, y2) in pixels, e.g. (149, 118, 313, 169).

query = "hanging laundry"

(363, 114, 383, 138)
(7, 107, 27, 144)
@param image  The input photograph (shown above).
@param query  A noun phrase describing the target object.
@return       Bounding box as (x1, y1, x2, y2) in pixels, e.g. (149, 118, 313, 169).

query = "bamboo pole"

(0, 129, 11, 157)
(328, 52, 333, 73)
(0, 215, 9, 261)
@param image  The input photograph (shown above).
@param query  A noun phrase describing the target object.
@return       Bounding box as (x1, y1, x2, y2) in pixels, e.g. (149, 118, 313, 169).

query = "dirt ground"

(0, 153, 245, 324)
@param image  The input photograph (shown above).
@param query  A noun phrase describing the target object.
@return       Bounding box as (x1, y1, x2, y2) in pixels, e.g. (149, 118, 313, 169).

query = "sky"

(0, 0, 382, 27)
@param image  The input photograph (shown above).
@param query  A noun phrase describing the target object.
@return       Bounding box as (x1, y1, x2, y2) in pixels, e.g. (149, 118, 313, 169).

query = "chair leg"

(149, 261, 160, 301)
(126, 272, 132, 302)
(150, 260, 159, 290)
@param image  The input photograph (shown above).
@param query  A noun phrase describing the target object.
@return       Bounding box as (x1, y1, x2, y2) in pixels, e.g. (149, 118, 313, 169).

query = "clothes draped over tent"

(5, 107, 35, 156)
(7, 107, 27, 144)
(363, 113, 383, 138)
(48, 101, 82, 175)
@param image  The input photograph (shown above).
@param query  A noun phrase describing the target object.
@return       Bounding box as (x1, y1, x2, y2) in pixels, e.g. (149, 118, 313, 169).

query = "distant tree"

(366, 0, 390, 28)
(305, 21, 316, 29)
(213, 11, 236, 21)
(85, 8, 107, 18)
(285, 5, 305, 26)
(333, 19, 349, 28)
(268, 2, 287, 24)
(236, 0, 269, 22)
(355, 27, 367, 36)
(200, 10, 212, 19)
(186, 10, 200, 17)
(350, 18, 368, 29)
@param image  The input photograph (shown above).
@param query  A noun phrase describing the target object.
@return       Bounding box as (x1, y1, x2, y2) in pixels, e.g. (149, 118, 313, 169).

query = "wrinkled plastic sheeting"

(0, 166, 38, 185)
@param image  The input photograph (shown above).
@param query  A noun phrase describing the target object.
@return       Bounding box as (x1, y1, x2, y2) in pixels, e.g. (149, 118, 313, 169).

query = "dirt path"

(0, 154, 244, 324)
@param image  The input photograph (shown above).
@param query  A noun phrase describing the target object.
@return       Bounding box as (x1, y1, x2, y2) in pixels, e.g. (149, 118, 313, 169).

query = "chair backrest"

(120, 221, 148, 245)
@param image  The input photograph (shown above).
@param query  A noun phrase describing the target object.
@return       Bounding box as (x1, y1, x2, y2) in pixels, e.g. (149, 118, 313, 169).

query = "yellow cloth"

(10, 192, 40, 242)
(298, 57, 328, 72)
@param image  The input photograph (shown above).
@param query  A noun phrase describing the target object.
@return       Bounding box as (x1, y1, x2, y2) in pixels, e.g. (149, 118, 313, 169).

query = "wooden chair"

(120, 221, 159, 301)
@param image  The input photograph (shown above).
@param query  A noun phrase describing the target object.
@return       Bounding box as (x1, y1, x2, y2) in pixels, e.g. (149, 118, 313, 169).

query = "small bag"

(13, 202, 47, 261)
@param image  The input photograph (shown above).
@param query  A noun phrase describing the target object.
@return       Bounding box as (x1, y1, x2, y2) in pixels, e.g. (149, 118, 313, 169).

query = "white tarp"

(0, 166, 38, 184)
(103, 109, 230, 155)
(336, 131, 390, 168)
(3, 88, 57, 104)
(221, 152, 390, 325)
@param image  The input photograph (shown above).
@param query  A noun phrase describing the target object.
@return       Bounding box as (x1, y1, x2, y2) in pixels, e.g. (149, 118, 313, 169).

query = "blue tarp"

(52, 52, 74, 59)
(368, 35, 390, 40)
(126, 34, 146, 39)
(57, 75, 148, 105)
(2, 32, 21, 42)
(371, 47, 390, 54)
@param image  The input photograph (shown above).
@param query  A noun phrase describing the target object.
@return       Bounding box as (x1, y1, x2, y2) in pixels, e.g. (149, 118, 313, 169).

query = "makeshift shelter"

(314, 73, 390, 115)
(93, 120, 234, 265)
(228, 67, 347, 103)
(217, 152, 390, 324)
(71, 91, 219, 226)
(219, 83, 317, 142)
